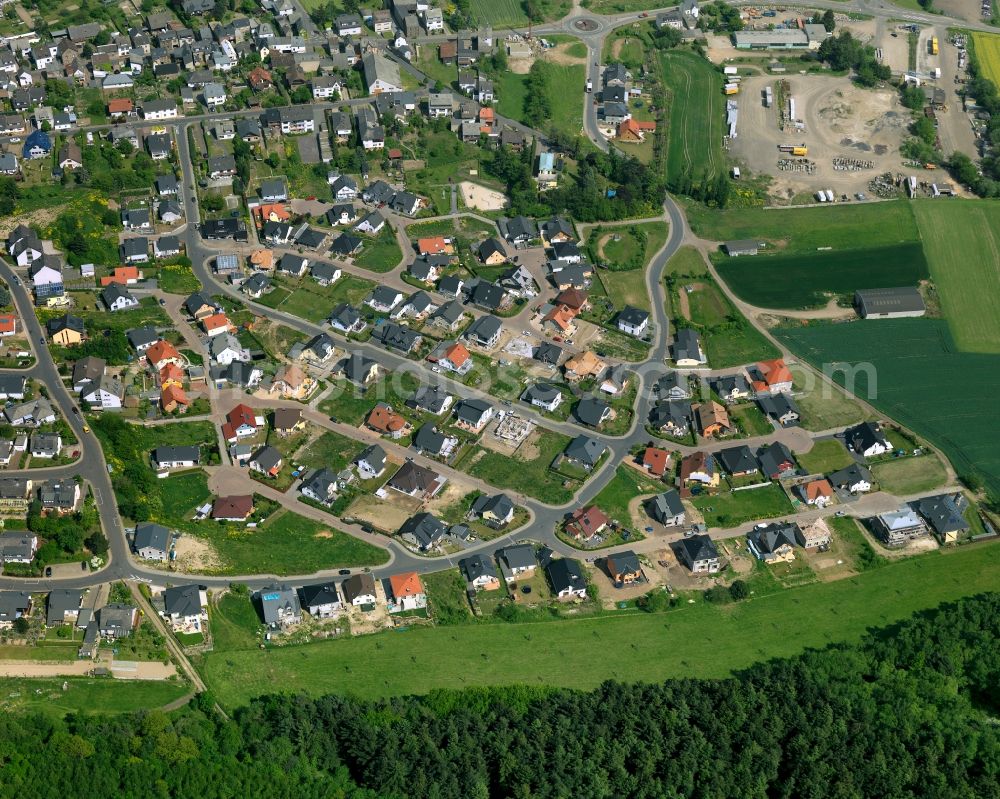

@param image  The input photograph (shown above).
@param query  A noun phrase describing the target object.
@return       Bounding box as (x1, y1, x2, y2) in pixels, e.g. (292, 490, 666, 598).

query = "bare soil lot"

(730, 74, 910, 199)
(460, 181, 507, 211)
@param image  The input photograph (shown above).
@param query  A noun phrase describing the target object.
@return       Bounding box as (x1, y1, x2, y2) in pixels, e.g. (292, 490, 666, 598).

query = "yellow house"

(46, 314, 85, 346)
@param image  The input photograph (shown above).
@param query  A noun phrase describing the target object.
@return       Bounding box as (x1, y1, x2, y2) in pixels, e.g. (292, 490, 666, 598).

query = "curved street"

(0, 0, 971, 595)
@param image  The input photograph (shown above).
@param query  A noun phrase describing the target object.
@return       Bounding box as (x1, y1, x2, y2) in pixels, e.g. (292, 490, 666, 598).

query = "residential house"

(640, 446, 670, 478)
(796, 518, 833, 549)
(453, 398, 494, 433)
(606, 550, 643, 585)
(757, 441, 796, 480)
(460, 553, 501, 590)
(747, 358, 793, 396)
(96, 604, 138, 639)
(477, 238, 507, 265)
(46, 589, 83, 627)
(407, 385, 453, 415)
(399, 512, 448, 551)
(617, 306, 650, 337)
(212, 494, 255, 522)
(563, 434, 606, 470)
(101, 284, 140, 312)
(673, 327, 707, 366)
(388, 461, 445, 498)
(133, 521, 171, 560)
(564, 351, 606, 382)
(915, 493, 970, 544)
(152, 445, 200, 470)
(875, 507, 927, 546)
(471, 493, 515, 528)
(496, 544, 536, 582)
(271, 364, 313, 399)
(575, 396, 611, 428)
(355, 444, 386, 479)
(800, 478, 834, 508)
(0, 534, 37, 565)
(680, 451, 719, 489)
(716, 445, 759, 478)
(757, 393, 800, 427)
(464, 315, 503, 349)
(38, 481, 81, 515)
(695, 401, 731, 437)
(162, 585, 207, 632)
(678, 534, 721, 574)
(654, 371, 690, 401)
(299, 468, 338, 506)
(546, 558, 588, 600)
(388, 572, 426, 611)
(342, 574, 377, 607)
(256, 585, 301, 628)
(221, 403, 261, 442)
(748, 523, 800, 563)
(845, 421, 893, 458)
(337, 352, 381, 385)
(523, 383, 563, 413)
(298, 583, 343, 618)
(29, 433, 61, 459)
(81, 375, 124, 410)
(828, 463, 873, 494)
(648, 489, 686, 527)
(566, 505, 609, 541)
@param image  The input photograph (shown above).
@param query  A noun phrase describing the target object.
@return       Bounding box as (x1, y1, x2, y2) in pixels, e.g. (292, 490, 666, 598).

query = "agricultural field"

(913, 200, 1000, 353)
(714, 244, 928, 309)
(660, 51, 726, 186)
(469, 0, 571, 25)
(199, 540, 1000, 707)
(972, 32, 1000, 86)
(776, 318, 1000, 496)
(685, 200, 921, 255)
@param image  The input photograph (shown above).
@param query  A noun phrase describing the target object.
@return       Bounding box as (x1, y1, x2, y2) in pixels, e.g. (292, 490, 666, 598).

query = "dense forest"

(4, 593, 1000, 798)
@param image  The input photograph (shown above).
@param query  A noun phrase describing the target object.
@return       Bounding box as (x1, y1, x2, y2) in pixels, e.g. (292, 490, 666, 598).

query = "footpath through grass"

(0, 677, 188, 716)
(913, 199, 1000, 354)
(200, 541, 1000, 707)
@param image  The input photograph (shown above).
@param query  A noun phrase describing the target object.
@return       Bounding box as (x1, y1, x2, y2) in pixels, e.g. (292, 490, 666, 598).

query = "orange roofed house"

(159, 362, 184, 388)
(160, 383, 189, 413)
(250, 249, 274, 270)
(388, 571, 426, 611)
(542, 305, 577, 336)
(100, 266, 142, 286)
(366, 403, 410, 439)
(221, 403, 261, 443)
(417, 236, 454, 256)
(253, 204, 290, 225)
(800, 478, 834, 508)
(436, 342, 472, 375)
(270, 363, 314, 399)
(146, 339, 184, 372)
(617, 118, 656, 142)
(107, 98, 133, 117)
(202, 313, 233, 337)
(0, 314, 16, 337)
(248, 66, 273, 92)
(566, 505, 610, 541)
(748, 358, 793, 396)
(641, 446, 670, 477)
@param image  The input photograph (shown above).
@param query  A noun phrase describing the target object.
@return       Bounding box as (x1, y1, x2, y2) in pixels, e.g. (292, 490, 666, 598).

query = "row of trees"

(3, 593, 1000, 797)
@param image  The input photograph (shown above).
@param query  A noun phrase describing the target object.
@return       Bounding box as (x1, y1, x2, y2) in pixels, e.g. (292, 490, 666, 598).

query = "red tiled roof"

(389, 571, 424, 599)
(642, 447, 669, 477)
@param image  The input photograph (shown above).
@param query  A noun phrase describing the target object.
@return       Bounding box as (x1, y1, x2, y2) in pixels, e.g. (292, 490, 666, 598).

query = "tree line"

(3, 592, 1000, 797)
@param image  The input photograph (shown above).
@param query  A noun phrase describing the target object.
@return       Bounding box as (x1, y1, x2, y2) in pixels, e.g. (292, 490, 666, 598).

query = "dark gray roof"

(496, 543, 536, 571)
(575, 396, 610, 427)
(854, 287, 925, 316)
(533, 341, 562, 365)
(828, 462, 873, 488)
(914, 493, 969, 536)
(126, 326, 159, 349)
(546, 558, 586, 593)
(163, 584, 203, 617)
(133, 522, 170, 553)
(152, 445, 200, 464)
(465, 314, 502, 343)
(413, 424, 448, 455)
(650, 489, 685, 519)
(460, 553, 497, 582)
(46, 589, 82, 626)
(523, 382, 561, 405)
(749, 523, 800, 555)
(757, 441, 795, 478)
(564, 434, 605, 467)
(679, 533, 718, 563)
(399, 512, 447, 548)
(251, 445, 283, 473)
(454, 398, 492, 425)
(298, 582, 340, 609)
(716, 445, 759, 475)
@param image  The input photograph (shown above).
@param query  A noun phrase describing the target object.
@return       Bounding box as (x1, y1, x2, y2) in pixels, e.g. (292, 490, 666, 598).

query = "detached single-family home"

(460, 553, 501, 591)
(648, 489, 686, 527)
(133, 521, 171, 560)
(546, 558, 588, 600)
(388, 572, 426, 611)
(678, 534, 720, 574)
(748, 522, 800, 564)
(399, 512, 448, 551)
(616, 306, 649, 337)
(522, 383, 563, 413)
(828, 463, 873, 494)
(298, 583, 343, 618)
(342, 574, 377, 607)
(845, 421, 893, 458)
(257, 585, 301, 628)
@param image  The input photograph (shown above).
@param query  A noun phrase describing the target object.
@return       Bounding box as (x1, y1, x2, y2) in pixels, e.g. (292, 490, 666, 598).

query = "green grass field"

(787, 365, 868, 431)
(691, 483, 794, 528)
(797, 439, 855, 474)
(498, 61, 585, 141)
(602, 268, 650, 311)
(211, 592, 264, 652)
(913, 200, 1000, 353)
(590, 465, 664, 525)
(660, 51, 725, 185)
(776, 318, 1000, 496)
(686, 200, 921, 254)
(257, 275, 375, 323)
(298, 430, 364, 473)
(469, 0, 571, 25)
(199, 540, 1000, 707)
(464, 429, 577, 505)
(972, 32, 1000, 86)
(871, 456, 949, 495)
(714, 244, 929, 309)
(0, 678, 189, 716)
(355, 230, 403, 273)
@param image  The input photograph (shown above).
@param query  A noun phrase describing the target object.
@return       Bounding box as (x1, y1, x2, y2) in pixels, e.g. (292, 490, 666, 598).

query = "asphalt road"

(0, 0, 977, 593)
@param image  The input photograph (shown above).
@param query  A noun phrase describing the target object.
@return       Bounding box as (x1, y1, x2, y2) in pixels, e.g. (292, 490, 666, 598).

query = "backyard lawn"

(199, 540, 1000, 707)
(871, 456, 949, 495)
(797, 439, 855, 475)
(691, 483, 794, 528)
(601, 269, 651, 312)
(253, 275, 376, 324)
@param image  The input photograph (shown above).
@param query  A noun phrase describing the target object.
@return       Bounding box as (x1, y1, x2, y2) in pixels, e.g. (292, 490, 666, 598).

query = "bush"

(704, 584, 733, 604)
(729, 579, 749, 601)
